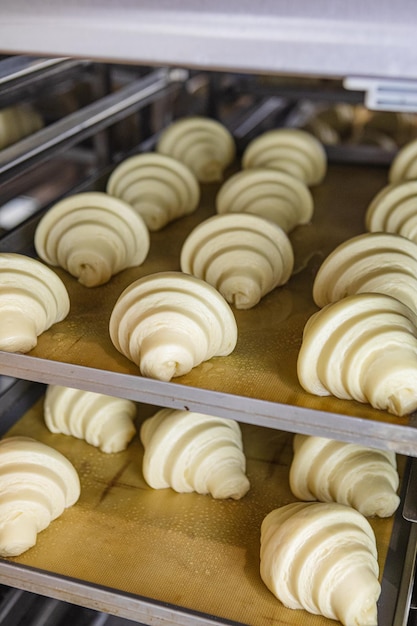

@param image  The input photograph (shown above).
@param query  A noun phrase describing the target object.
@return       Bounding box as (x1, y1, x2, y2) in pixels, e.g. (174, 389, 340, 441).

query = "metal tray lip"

(0, 559, 245, 626)
(0, 380, 414, 626)
(1, 353, 417, 456)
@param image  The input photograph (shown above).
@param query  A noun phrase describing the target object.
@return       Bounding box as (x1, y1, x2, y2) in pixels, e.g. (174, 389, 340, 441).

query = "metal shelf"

(0, 380, 412, 626)
(1, 156, 417, 457)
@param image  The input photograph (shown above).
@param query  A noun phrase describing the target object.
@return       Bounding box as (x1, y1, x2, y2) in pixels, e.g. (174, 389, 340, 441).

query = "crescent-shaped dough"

(0, 252, 70, 353)
(297, 292, 417, 416)
(289, 434, 400, 517)
(106, 153, 200, 231)
(44, 385, 137, 453)
(241, 128, 327, 186)
(109, 271, 238, 381)
(156, 116, 235, 182)
(312, 232, 417, 315)
(215, 168, 314, 232)
(365, 180, 417, 244)
(388, 137, 417, 184)
(0, 436, 80, 556)
(180, 213, 294, 309)
(34, 191, 150, 287)
(260, 502, 380, 626)
(140, 408, 249, 499)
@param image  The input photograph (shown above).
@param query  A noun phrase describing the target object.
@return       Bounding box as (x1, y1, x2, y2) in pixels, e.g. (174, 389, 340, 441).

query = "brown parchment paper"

(26, 163, 409, 429)
(4, 397, 397, 626)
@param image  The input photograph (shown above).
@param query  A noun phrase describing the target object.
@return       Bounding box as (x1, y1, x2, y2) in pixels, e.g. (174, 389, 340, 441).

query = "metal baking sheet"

(1, 163, 417, 455)
(0, 389, 403, 626)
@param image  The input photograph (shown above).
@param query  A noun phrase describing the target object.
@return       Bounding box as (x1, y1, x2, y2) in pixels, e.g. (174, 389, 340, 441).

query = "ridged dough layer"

(180, 213, 294, 309)
(365, 180, 417, 244)
(0, 252, 70, 353)
(106, 153, 200, 231)
(140, 408, 249, 499)
(0, 436, 80, 557)
(109, 271, 238, 381)
(44, 385, 137, 453)
(156, 116, 235, 182)
(215, 168, 314, 232)
(297, 293, 417, 416)
(312, 232, 417, 315)
(260, 502, 380, 626)
(34, 191, 150, 287)
(0, 104, 43, 150)
(290, 434, 400, 517)
(242, 128, 327, 186)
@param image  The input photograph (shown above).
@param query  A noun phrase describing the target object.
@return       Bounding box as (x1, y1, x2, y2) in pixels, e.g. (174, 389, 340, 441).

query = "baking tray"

(1, 162, 417, 455)
(0, 381, 410, 626)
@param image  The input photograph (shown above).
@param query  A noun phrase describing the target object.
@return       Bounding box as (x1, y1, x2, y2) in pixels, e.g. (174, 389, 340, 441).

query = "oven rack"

(0, 378, 414, 626)
(0, 62, 417, 456)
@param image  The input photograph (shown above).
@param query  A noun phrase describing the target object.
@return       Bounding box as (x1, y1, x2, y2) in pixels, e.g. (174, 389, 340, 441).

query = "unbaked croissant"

(106, 153, 200, 231)
(215, 168, 314, 232)
(312, 232, 417, 315)
(297, 292, 417, 416)
(180, 213, 294, 309)
(365, 180, 417, 244)
(34, 191, 150, 287)
(388, 137, 417, 183)
(109, 271, 238, 381)
(0, 252, 70, 353)
(140, 408, 250, 499)
(0, 103, 43, 150)
(44, 385, 137, 453)
(0, 436, 80, 557)
(241, 128, 327, 186)
(260, 502, 380, 626)
(289, 434, 400, 517)
(156, 116, 236, 182)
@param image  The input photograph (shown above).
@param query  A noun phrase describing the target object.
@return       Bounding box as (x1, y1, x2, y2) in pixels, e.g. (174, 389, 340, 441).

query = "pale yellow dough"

(297, 293, 417, 416)
(180, 213, 294, 309)
(140, 408, 249, 499)
(0, 252, 70, 353)
(156, 116, 235, 182)
(109, 271, 238, 382)
(260, 502, 380, 626)
(106, 152, 200, 231)
(215, 167, 314, 232)
(34, 191, 150, 287)
(242, 128, 327, 186)
(0, 436, 80, 557)
(44, 385, 137, 453)
(290, 434, 400, 517)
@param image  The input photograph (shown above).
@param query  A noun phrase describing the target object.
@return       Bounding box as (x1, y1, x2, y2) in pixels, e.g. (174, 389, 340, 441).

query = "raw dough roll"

(140, 408, 250, 499)
(388, 137, 417, 183)
(109, 271, 238, 381)
(156, 116, 235, 182)
(312, 232, 417, 315)
(215, 168, 314, 232)
(290, 434, 400, 517)
(34, 191, 150, 287)
(0, 103, 43, 150)
(0, 436, 80, 557)
(106, 153, 200, 231)
(365, 180, 417, 244)
(44, 385, 137, 453)
(297, 292, 417, 416)
(260, 502, 380, 626)
(180, 213, 294, 309)
(0, 252, 70, 353)
(241, 128, 327, 186)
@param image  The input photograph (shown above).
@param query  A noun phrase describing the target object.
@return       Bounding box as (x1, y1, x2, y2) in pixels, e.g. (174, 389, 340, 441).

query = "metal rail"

(0, 67, 186, 185)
